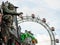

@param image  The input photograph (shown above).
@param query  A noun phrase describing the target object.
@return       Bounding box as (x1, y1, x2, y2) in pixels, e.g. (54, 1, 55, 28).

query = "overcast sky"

(0, 0, 60, 45)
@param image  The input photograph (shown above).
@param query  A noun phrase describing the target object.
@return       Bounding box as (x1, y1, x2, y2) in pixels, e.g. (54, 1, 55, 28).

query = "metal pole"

(16, 16, 21, 40)
(14, 8, 22, 45)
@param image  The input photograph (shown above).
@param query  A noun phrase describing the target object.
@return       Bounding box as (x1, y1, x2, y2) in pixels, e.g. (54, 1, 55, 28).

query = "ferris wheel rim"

(17, 16, 56, 45)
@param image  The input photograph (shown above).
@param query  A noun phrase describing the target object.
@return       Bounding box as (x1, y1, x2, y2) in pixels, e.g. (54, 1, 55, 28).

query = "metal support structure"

(15, 16, 19, 38)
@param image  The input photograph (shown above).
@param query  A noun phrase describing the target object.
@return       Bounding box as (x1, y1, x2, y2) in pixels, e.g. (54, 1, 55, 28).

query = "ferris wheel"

(17, 14, 59, 45)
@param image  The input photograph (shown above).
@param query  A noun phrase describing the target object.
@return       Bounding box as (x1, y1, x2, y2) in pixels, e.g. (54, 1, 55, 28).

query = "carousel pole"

(14, 7, 21, 45)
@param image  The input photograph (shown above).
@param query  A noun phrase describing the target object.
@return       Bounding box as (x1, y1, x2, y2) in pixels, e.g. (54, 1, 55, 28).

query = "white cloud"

(24, 0, 60, 9)
(37, 0, 60, 9)
(35, 34, 50, 45)
(44, 0, 60, 9)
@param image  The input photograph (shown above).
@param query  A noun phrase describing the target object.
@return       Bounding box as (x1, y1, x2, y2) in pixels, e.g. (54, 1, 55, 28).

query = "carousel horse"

(0, 1, 23, 45)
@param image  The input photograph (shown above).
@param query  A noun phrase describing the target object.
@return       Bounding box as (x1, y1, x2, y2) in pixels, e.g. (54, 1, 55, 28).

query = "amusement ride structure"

(0, 1, 59, 45)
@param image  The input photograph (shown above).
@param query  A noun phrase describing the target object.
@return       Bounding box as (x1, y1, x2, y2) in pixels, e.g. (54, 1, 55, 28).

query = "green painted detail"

(20, 32, 36, 42)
